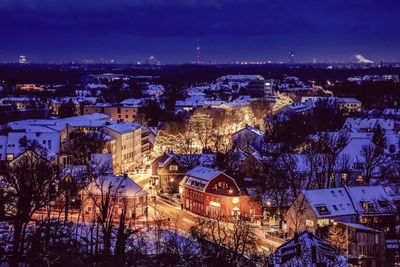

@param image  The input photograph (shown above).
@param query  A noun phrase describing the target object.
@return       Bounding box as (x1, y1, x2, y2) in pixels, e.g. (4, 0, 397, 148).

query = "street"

(129, 172, 283, 251)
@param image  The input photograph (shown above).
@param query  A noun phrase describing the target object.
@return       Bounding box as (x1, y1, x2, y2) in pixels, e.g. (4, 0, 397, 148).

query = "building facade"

(180, 166, 261, 219)
(84, 104, 141, 123)
(81, 175, 148, 224)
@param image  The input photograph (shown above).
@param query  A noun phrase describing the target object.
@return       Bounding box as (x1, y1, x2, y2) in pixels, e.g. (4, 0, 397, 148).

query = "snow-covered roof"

(9, 113, 111, 130)
(301, 96, 361, 108)
(181, 166, 234, 192)
(185, 166, 222, 181)
(345, 185, 396, 215)
(5, 131, 60, 160)
(270, 231, 345, 267)
(120, 98, 143, 107)
(143, 84, 165, 96)
(85, 83, 108, 89)
(60, 165, 88, 182)
(339, 222, 380, 232)
(383, 108, 400, 116)
(104, 122, 141, 134)
(90, 153, 114, 174)
(302, 188, 356, 218)
(343, 118, 395, 133)
(340, 97, 361, 104)
(0, 96, 39, 103)
(234, 125, 265, 137)
(276, 153, 312, 173)
(85, 175, 148, 197)
(50, 96, 98, 105)
(338, 137, 374, 164)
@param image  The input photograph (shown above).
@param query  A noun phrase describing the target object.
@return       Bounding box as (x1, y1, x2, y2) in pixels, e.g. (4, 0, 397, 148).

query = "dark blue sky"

(0, 0, 399, 63)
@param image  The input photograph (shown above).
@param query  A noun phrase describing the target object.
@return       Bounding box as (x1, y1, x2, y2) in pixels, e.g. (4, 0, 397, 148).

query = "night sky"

(0, 0, 399, 64)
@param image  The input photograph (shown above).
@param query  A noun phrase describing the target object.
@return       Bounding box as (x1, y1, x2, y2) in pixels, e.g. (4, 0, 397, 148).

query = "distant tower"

(288, 51, 294, 64)
(19, 55, 27, 64)
(195, 40, 201, 64)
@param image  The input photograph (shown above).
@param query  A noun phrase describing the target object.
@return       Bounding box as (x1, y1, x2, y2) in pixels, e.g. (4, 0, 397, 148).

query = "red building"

(179, 166, 261, 219)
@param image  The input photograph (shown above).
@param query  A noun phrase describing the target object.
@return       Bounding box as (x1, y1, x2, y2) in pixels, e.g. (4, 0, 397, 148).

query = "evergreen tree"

(372, 124, 386, 149)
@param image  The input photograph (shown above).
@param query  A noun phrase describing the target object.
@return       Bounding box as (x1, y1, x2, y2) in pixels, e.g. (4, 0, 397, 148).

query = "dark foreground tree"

(190, 213, 261, 266)
(62, 130, 109, 165)
(4, 149, 56, 266)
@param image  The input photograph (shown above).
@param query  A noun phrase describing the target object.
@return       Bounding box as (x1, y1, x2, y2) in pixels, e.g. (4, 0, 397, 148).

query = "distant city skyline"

(0, 0, 399, 64)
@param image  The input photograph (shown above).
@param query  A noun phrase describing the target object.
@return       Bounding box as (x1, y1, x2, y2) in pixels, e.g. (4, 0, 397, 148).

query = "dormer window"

(378, 200, 388, 208)
(315, 205, 331, 215)
(331, 191, 337, 197)
(361, 201, 375, 211)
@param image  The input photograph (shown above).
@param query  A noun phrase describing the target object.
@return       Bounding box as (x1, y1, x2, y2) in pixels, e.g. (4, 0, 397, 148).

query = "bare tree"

(62, 130, 109, 165)
(360, 144, 387, 184)
(336, 154, 352, 186)
(276, 153, 304, 200)
(214, 141, 241, 177)
(317, 132, 348, 187)
(250, 98, 273, 127)
(4, 149, 56, 266)
(82, 164, 128, 257)
(304, 144, 327, 189)
(304, 132, 348, 188)
(58, 166, 89, 222)
(187, 112, 213, 150)
(190, 212, 258, 266)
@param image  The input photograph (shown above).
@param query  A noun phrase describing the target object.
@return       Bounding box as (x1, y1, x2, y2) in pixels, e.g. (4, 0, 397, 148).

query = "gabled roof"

(271, 231, 344, 266)
(85, 175, 148, 197)
(338, 137, 374, 164)
(186, 166, 223, 181)
(156, 153, 215, 170)
(181, 166, 237, 192)
(232, 125, 264, 138)
(343, 117, 395, 132)
(345, 185, 396, 215)
(302, 188, 356, 218)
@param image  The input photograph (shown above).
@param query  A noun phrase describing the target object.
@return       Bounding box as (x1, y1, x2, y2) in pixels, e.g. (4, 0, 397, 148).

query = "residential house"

(269, 231, 346, 266)
(336, 222, 385, 267)
(285, 186, 398, 241)
(179, 166, 261, 219)
(285, 188, 357, 237)
(151, 153, 215, 194)
(81, 175, 148, 223)
(232, 125, 265, 151)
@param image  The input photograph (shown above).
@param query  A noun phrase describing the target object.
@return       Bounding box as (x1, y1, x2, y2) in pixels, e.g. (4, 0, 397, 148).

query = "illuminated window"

(315, 205, 330, 215)
(232, 197, 239, 204)
(169, 165, 178, 171)
(306, 220, 314, 227)
(356, 175, 364, 184)
(361, 201, 375, 212)
(317, 219, 330, 227)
